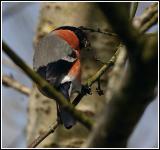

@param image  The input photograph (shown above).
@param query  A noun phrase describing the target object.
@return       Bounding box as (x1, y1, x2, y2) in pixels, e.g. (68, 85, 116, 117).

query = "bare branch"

(99, 2, 158, 67)
(130, 2, 138, 20)
(79, 26, 118, 37)
(2, 41, 93, 130)
(28, 108, 95, 148)
(140, 12, 158, 33)
(28, 49, 118, 148)
(72, 49, 118, 106)
(133, 2, 158, 33)
(99, 3, 141, 53)
(26, 3, 158, 148)
(3, 58, 21, 71)
(2, 74, 31, 96)
(28, 122, 59, 148)
(85, 37, 157, 148)
(85, 3, 158, 148)
(28, 49, 118, 147)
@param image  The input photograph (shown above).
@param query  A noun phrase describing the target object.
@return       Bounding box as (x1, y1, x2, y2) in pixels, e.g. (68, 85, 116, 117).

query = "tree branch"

(2, 41, 93, 130)
(99, 2, 158, 68)
(99, 3, 142, 53)
(2, 74, 31, 96)
(79, 26, 118, 37)
(72, 49, 118, 106)
(28, 122, 59, 148)
(139, 12, 158, 33)
(85, 37, 157, 148)
(27, 3, 158, 148)
(2, 28, 118, 148)
(28, 48, 118, 148)
(28, 108, 95, 148)
(130, 2, 138, 20)
(3, 58, 23, 71)
(85, 3, 158, 147)
(133, 2, 158, 33)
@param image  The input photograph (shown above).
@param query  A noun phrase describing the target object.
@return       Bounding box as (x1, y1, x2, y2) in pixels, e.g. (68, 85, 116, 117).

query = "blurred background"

(2, 2, 158, 148)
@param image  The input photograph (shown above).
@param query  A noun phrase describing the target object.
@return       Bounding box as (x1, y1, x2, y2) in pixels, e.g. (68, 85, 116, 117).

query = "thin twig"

(2, 41, 93, 130)
(133, 2, 158, 33)
(58, 2, 139, 107)
(28, 107, 96, 148)
(28, 108, 95, 148)
(99, 3, 143, 68)
(3, 58, 23, 71)
(140, 13, 158, 33)
(29, 2, 158, 147)
(26, 44, 119, 148)
(28, 121, 59, 148)
(79, 26, 118, 37)
(99, 2, 158, 67)
(85, 3, 158, 147)
(130, 2, 138, 20)
(72, 50, 119, 106)
(28, 49, 118, 148)
(2, 74, 31, 96)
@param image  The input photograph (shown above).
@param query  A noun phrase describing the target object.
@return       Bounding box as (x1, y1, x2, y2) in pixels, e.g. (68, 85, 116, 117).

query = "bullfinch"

(33, 26, 90, 129)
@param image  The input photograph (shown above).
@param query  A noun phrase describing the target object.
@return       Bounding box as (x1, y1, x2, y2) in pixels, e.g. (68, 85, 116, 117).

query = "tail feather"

(57, 82, 76, 129)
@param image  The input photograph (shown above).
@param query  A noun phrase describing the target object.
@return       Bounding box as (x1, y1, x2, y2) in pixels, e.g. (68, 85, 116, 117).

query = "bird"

(33, 26, 90, 129)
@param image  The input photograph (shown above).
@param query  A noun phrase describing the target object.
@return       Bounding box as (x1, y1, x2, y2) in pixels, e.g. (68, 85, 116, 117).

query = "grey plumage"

(33, 32, 74, 70)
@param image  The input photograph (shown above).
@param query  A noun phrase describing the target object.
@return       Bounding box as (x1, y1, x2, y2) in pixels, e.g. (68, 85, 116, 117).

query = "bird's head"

(54, 26, 90, 50)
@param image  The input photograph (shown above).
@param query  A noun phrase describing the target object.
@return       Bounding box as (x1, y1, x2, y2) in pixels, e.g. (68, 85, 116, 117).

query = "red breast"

(54, 29, 81, 81)
(69, 59, 81, 81)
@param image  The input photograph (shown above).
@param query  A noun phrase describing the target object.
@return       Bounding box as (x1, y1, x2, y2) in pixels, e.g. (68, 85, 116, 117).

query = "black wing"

(36, 59, 74, 98)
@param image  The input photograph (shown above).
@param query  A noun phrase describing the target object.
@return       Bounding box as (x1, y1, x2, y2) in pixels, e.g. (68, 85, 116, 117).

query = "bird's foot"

(81, 85, 92, 95)
(96, 78, 104, 96)
(96, 88, 104, 96)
